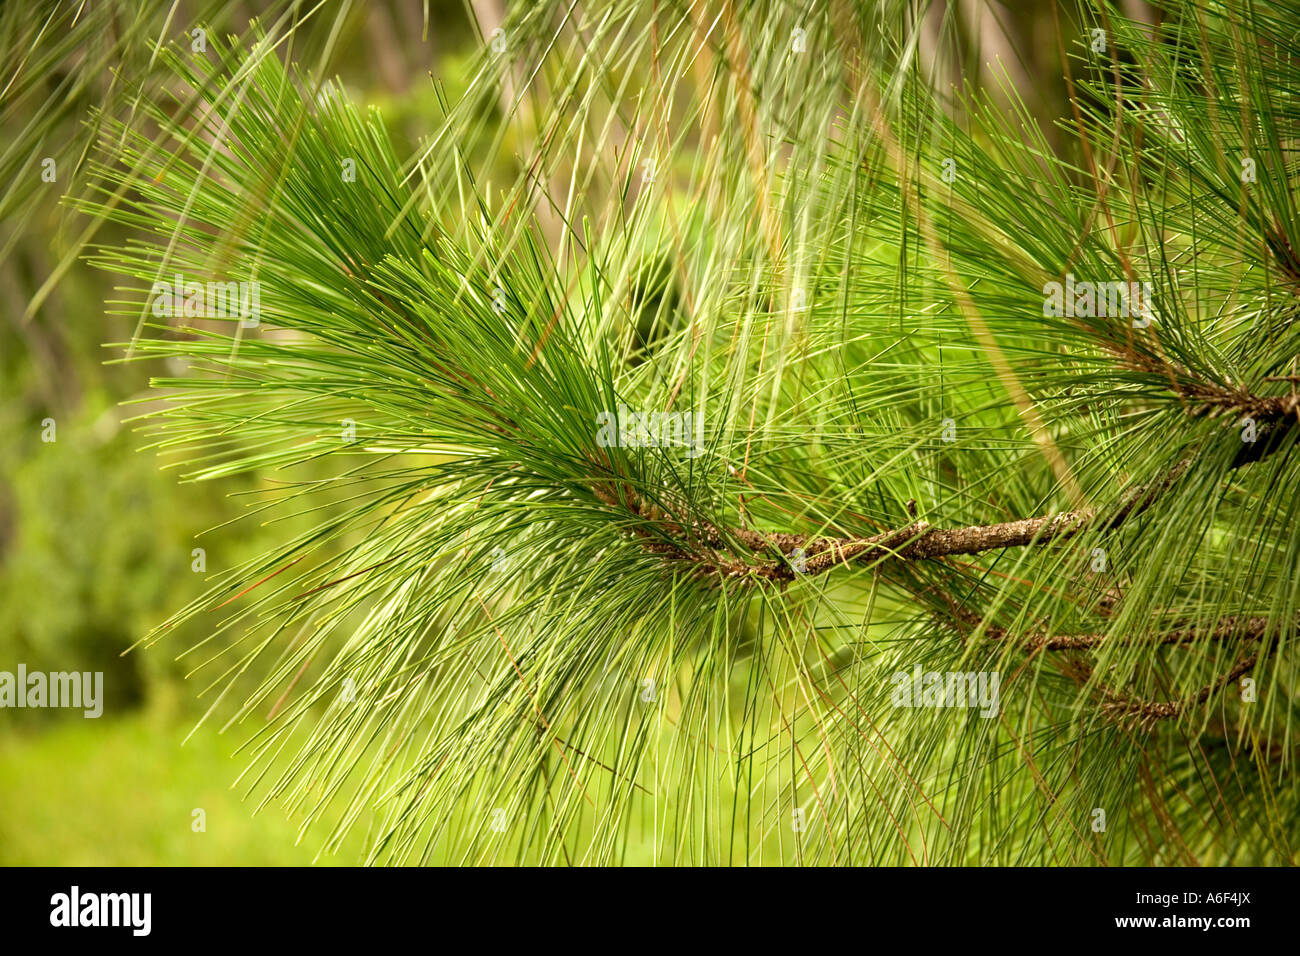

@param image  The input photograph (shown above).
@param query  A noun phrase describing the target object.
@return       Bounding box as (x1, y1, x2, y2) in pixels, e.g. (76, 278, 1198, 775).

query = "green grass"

(0, 698, 361, 866)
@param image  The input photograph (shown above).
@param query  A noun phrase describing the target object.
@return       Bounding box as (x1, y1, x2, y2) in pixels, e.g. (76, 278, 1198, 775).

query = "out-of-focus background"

(0, 0, 490, 865)
(0, 0, 1080, 864)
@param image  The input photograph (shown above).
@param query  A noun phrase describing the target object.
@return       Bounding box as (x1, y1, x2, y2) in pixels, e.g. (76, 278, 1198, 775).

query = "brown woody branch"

(1098, 654, 1260, 729)
(982, 613, 1280, 652)
(595, 458, 1186, 583)
(1053, 646, 1267, 732)
(597, 365, 1300, 582)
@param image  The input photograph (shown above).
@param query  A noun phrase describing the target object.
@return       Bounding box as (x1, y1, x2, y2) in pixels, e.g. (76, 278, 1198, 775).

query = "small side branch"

(982, 613, 1279, 652)
(1099, 654, 1259, 729)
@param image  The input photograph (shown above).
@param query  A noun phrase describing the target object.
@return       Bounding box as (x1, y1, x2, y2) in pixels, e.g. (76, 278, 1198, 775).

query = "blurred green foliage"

(0, 706, 360, 865)
(0, 0, 489, 864)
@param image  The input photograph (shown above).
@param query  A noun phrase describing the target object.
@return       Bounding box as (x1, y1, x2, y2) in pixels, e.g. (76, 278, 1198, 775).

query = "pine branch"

(67, 1, 1300, 865)
(987, 613, 1280, 652)
(598, 455, 1172, 582)
(597, 369, 1297, 584)
(1097, 653, 1261, 729)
